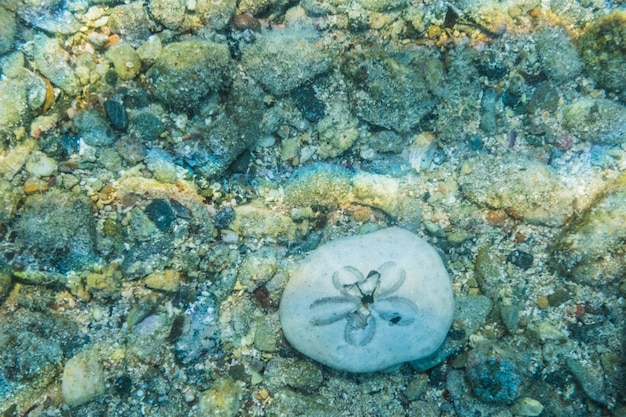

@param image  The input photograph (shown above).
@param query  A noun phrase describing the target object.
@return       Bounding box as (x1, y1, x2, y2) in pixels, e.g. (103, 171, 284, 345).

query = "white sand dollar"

(279, 227, 454, 373)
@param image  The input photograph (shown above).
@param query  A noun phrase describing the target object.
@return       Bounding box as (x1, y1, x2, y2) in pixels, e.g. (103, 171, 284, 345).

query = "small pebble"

(144, 198, 176, 231)
(62, 349, 106, 406)
(510, 397, 544, 416)
(103, 99, 127, 130)
(507, 250, 533, 269)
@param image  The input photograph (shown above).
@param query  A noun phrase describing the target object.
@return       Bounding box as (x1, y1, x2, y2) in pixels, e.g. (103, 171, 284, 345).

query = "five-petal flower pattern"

(309, 262, 419, 346)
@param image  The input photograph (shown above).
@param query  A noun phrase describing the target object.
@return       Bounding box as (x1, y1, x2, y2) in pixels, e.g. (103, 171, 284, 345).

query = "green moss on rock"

(551, 172, 626, 286)
(147, 40, 230, 111)
(579, 11, 626, 93)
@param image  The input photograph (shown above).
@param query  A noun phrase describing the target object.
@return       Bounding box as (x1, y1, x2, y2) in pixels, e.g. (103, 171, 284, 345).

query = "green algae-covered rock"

(0, 7, 16, 55)
(284, 163, 352, 209)
(33, 34, 80, 96)
(562, 98, 626, 146)
(342, 46, 441, 133)
(458, 155, 574, 226)
(534, 26, 582, 83)
(241, 29, 332, 96)
(108, 1, 153, 48)
(578, 11, 626, 93)
(229, 205, 300, 243)
(15, 189, 97, 273)
(148, 0, 236, 32)
(147, 40, 230, 111)
(105, 43, 141, 80)
(197, 379, 242, 417)
(551, 172, 626, 286)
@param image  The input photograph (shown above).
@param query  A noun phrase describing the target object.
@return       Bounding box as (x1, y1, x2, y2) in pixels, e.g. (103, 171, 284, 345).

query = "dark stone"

(131, 112, 162, 142)
(61, 135, 80, 156)
(292, 84, 326, 122)
(124, 89, 150, 109)
(215, 207, 235, 229)
(114, 374, 133, 396)
(507, 250, 533, 269)
(144, 199, 175, 231)
(104, 99, 128, 130)
(468, 136, 484, 151)
(105, 69, 118, 86)
(169, 199, 192, 219)
(39, 134, 80, 159)
(547, 288, 570, 307)
(527, 82, 560, 114)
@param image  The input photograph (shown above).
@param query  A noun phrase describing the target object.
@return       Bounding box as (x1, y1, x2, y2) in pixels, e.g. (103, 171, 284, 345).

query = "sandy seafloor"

(0, 0, 625, 416)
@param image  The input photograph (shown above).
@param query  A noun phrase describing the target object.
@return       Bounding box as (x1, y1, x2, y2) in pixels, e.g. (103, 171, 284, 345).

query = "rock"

(144, 198, 176, 232)
(578, 11, 626, 93)
(434, 51, 481, 142)
(253, 313, 281, 352)
(506, 250, 533, 270)
(266, 389, 340, 417)
(264, 357, 323, 392)
(510, 397, 544, 416)
(562, 98, 626, 146)
(145, 149, 179, 183)
(106, 43, 141, 81)
(229, 205, 300, 244)
(241, 28, 332, 96)
(136, 35, 162, 66)
(197, 379, 242, 417)
(465, 344, 524, 404)
(0, 57, 47, 132)
(149, 0, 236, 32)
(0, 78, 29, 132)
(565, 357, 607, 404)
(74, 109, 114, 147)
(21, 8, 80, 35)
(280, 227, 454, 373)
(0, 7, 16, 55)
(342, 46, 441, 133)
(147, 40, 230, 111)
(458, 155, 574, 226)
(145, 269, 181, 292)
(500, 304, 521, 334)
(25, 151, 58, 177)
(130, 111, 163, 142)
(176, 79, 263, 179)
(358, 0, 407, 12)
(84, 266, 122, 299)
(14, 189, 97, 273)
(551, 172, 626, 285)
(62, 349, 106, 406)
(367, 130, 408, 154)
(284, 164, 414, 220)
(534, 26, 582, 83)
(292, 84, 326, 122)
(236, 247, 278, 291)
(148, 0, 186, 30)
(108, 2, 153, 48)
(284, 163, 353, 209)
(33, 34, 80, 96)
(0, 263, 11, 301)
(316, 101, 359, 158)
(174, 294, 220, 365)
